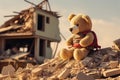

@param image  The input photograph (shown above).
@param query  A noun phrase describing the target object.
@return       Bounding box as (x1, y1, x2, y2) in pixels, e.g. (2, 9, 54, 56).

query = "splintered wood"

(0, 8, 34, 33)
(1, 47, 120, 80)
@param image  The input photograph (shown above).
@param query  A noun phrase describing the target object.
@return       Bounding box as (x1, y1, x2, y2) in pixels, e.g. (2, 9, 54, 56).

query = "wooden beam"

(24, 0, 37, 6)
(10, 52, 29, 60)
(4, 15, 17, 17)
(0, 25, 22, 33)
(0, 32, 33, 37)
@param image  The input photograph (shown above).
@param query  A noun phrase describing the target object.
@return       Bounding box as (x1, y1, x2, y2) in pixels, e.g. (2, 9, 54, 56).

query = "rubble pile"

(0, 8, 34, 34)
(1, 45, 120, 80)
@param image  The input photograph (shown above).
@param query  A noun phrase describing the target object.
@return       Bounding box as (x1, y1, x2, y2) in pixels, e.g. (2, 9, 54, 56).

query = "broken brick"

(32, 68, 42, 76)
(77, 72, 95, 80)
(109, 61, 118, 69)
(80, 57, 93, 67)
(58, 68, 70, 79)
(1, 65, 15, 76)
(103, 68, 120, 77)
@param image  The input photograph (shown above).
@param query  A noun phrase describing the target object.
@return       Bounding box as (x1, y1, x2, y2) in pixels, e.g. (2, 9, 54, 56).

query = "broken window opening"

(37, 14, 45, 31)
(39, 39, 45, 57)
(5, 38, 35, 57)
(46, 17, 50, 24)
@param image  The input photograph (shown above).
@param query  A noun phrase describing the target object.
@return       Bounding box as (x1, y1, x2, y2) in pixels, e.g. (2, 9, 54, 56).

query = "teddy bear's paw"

(73, 49, 88, 61)
(59, 48, 73, 60)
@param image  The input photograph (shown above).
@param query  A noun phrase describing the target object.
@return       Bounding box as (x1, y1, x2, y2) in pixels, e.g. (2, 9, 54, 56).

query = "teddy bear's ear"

(82, 15, 92, 27)
(68, 14, 76, 21)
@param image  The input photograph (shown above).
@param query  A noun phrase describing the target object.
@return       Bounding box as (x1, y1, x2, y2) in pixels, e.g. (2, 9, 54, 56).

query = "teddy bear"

(59, 13, 101, 61)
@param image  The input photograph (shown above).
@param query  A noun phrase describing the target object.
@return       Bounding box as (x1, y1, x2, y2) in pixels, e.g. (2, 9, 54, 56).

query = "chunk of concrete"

(77, 72, 95, 80)
(109, 61, 118, 69)
(1, 65, 15, 76)
(58, 68, 70, 79)
(80, 57, 93, 67)
(103, 68, 120, 77)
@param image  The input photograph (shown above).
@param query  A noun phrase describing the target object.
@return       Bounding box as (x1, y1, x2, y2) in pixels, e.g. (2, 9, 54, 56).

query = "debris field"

(1, 39, 120, 80)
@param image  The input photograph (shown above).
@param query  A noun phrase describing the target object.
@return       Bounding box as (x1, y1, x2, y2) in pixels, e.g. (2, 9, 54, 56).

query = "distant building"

(0, 0, 61, 63)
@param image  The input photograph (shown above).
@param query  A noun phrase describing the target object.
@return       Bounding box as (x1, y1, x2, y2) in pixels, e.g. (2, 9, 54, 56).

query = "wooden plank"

(10, 52, 29, 60)
(0, 25, 22, 33)
(0, 26, 13, 33)
(4, 15, 17, 17)
(0, 32, 33, 37)
(31, 68, 42, 76)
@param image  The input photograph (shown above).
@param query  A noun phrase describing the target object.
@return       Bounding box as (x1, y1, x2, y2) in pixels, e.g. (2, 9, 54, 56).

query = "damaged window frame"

(46, 17, 50, 24)
(39, 39, 46, 57)
(37, 14, 45, 31)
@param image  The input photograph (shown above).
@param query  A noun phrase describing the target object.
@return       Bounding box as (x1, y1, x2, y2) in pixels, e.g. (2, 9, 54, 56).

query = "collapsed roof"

(0, 0, 60, 34)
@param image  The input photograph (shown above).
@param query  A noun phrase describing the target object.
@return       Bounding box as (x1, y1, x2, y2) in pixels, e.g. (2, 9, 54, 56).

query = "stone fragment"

(99, 62, 109, 68)
(16, 67, 23, 73)
(58, 68, 70, 79)
(109, 61, 118, 69)
(80, 57, 93, 67)
(48, 76, 59, 80)
(87, 71, 101, 79)
(103, 68, 120, 77)
(113, 39, 120, 51)
(1, 65, 15, 76)
(101, 54, 109, 62)
(0, 74, 8, 80)
(95, 79, 106, 80)
(17, 73, 28, 80)
(32, 68, 42, 76)
(77, 72, 95, 80)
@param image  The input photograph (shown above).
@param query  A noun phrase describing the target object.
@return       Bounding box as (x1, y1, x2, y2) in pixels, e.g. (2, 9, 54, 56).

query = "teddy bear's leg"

(73, 48, 89, 61)
(59, 48, 74, 60)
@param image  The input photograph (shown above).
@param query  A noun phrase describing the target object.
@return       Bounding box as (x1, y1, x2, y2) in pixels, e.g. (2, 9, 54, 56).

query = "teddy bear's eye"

(76, 24, 79, 26)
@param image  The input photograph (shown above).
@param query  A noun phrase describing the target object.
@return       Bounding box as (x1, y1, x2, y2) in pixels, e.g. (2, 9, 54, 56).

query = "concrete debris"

(1, 47, 120, 80)
(80, 57, 93, 67)
(58, 68, 70, 79)
(103, 68, 120, 77)
(108, 61, 118, 69)
(113, 39, 120, 51)
(76, 72, 95, 80)
(1, 65, 15, 76)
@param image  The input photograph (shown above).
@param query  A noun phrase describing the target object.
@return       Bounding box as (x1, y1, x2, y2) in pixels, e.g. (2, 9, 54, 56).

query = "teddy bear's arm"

(66, 35, 74, 46)
(79, 32, 94, 47)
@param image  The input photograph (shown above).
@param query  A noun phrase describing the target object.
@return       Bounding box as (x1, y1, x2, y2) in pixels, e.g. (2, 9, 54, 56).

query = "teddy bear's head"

(68, 13, 92, 34)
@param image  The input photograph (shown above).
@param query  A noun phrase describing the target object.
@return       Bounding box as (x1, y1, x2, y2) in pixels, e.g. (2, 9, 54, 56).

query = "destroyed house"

(0, 2, 61, 63)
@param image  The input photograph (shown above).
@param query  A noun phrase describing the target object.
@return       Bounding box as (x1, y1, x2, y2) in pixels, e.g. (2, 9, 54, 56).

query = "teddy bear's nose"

(69, 28, 73, 32)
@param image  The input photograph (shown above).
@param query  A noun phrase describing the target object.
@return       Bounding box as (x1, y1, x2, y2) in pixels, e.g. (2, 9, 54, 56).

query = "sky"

(0, 0, 120, 48)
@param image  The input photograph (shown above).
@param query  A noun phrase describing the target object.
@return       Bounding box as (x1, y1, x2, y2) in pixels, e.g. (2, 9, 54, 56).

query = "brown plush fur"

(59, 13, 94, 61)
